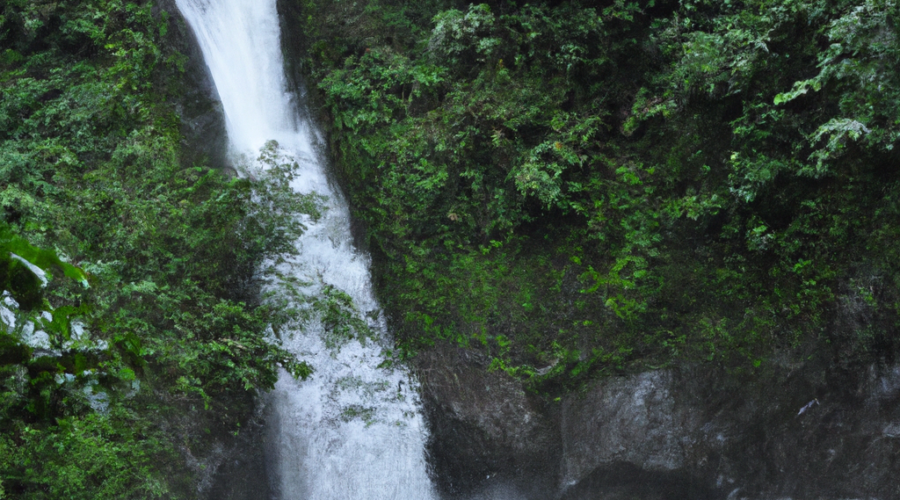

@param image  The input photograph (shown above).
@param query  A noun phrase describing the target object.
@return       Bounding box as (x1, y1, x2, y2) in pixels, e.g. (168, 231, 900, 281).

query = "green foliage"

(292, 0, 900, 390)
(1, 409, 173, 500)
(1, 0, 320, 496)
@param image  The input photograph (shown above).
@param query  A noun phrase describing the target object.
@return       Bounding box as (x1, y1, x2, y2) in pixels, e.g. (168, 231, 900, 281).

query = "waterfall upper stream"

(173, 0, 437, 498)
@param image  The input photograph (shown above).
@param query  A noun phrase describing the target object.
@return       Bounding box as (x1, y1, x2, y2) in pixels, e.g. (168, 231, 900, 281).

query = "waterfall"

(173, 0, 438, 498)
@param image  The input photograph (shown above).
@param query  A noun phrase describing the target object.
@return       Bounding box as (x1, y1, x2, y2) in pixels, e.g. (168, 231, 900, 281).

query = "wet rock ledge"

(417, 342, 900, 500)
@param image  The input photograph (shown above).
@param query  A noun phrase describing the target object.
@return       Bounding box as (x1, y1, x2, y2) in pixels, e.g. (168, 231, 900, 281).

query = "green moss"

(289, 0, 900, 391)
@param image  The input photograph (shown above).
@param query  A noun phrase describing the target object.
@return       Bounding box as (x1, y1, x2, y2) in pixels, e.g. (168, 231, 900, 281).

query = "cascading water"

(173, 0, 438, 498)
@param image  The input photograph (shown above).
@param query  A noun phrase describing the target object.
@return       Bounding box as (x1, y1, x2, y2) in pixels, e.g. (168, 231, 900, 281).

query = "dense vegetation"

(286, 0, 900, 389)
(4, 0, 900, 496)
(0, 1, 317, 497)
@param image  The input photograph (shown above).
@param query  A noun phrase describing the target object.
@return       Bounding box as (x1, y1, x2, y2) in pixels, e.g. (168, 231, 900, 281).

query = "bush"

(290, 0, 900, 390)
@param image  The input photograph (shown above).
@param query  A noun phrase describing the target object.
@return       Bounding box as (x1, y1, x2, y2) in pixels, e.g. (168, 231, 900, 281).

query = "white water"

(173, 1, 437, 498)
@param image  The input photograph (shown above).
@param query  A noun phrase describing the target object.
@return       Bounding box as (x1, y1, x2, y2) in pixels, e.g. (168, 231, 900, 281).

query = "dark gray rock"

(155, 0, 229, 172)
(202, 399, 273, 500)
(560, 371, 704, 484)
(415, 343, 562, 499)
(419, 346, 900, 499)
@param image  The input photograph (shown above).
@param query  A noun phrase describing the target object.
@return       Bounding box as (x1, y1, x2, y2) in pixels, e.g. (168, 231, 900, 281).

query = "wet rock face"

(203, 401, 273, 500)
(419, 347, 900, 499)
(155, 0, 229, 172)
(560, 371, 702, 483)
(415, 343, 562, 499)
(671, 360, 900, 500)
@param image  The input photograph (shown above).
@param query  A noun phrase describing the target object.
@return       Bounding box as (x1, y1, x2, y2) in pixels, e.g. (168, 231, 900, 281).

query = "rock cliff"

(420, 342, 900, 499)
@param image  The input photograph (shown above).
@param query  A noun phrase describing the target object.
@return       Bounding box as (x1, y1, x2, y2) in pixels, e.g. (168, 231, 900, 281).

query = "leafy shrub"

(291, 0, 900, 390)
(1, 0, 320, 496)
